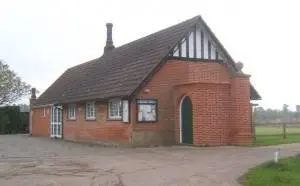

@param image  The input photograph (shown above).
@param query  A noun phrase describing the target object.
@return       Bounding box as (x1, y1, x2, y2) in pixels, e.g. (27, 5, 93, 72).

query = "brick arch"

(176, 93, 193, 110)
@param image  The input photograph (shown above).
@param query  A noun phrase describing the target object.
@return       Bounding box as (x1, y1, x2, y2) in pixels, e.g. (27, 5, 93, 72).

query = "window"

(137, 99, 157, 122)
(85, 102, 96, 120)
(108, 99, 122, 120)
(68, 104, 76, 120)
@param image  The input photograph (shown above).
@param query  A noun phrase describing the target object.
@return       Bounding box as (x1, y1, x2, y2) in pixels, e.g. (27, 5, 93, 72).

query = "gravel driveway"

(0, 135, 299, 186)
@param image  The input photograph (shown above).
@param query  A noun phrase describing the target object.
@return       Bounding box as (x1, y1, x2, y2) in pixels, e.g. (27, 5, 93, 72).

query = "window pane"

(86, 105, 88, 117)
(53, 124, 57, 135)
(53, 108, 57, 122)
(86, 102, 95, 119)
(92, 106, 95, 117)
(70, 108, 73, 118)
(109, 99, 122, 119)
(57, 124, 61, 135)
(89, 104, 91, 117)
(57, 109, 61, 122)
(68, 104, 76, 119)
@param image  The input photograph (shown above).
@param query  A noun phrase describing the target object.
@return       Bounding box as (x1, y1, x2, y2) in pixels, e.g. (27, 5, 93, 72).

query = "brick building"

(30, 15, 260, 146)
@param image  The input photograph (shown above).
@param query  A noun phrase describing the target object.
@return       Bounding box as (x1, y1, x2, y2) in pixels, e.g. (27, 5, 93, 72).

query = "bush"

(0, 106, 28, 134)
(19, 112, 29, 133)
(0, 114, 10, 134)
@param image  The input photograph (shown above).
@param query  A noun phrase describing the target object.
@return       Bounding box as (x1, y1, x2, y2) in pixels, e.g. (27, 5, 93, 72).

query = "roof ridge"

(68, 15, 201, 71)
(67, 57, 100, 71)
(110, 15, 201, 53)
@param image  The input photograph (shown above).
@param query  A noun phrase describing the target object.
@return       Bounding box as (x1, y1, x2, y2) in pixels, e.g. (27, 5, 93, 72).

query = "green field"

(243, 157, 300, 186)
(255, 126, 300, 135)
(254, 126, 300, 146)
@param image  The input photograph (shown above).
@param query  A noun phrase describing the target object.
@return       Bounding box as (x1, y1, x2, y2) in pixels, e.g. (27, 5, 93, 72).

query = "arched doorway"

(180, 96, 193, 144)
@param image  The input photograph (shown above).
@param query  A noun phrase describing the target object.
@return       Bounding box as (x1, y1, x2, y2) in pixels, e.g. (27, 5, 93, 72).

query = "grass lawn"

(254, 134, 300, 146)
(255, 126, 300, 135)
(243, 157, 300, 186)
(254, 126, 300, 146)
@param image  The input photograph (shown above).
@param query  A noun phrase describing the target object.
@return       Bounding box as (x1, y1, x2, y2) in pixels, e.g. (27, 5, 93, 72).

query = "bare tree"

(0, 60, 31, 105)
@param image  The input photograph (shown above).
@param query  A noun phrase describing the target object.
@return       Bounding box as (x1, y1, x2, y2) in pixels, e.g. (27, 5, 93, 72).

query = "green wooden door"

(181, 97, 193, 144)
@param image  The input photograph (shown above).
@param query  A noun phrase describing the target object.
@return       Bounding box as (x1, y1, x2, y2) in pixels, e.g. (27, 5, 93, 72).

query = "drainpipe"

(29, 88, 37, 136)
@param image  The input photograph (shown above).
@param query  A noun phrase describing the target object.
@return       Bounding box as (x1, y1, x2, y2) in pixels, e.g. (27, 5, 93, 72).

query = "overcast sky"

(1, 0, 299, 109)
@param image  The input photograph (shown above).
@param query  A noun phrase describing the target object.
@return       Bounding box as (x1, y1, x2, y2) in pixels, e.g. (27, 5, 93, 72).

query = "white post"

(274, 148, 280, 163)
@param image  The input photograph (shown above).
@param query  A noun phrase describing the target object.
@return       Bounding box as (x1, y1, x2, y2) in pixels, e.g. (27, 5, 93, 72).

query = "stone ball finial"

(235, 62, 244, 72)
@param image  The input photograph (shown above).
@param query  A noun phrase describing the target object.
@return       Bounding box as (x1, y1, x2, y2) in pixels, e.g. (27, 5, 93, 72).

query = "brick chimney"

(29, 88, 37, 107)
(104, 23, 115, 53)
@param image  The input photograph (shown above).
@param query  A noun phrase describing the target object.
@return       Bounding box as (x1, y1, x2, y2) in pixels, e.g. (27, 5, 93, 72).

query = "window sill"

(107, 117, 122, 121)
(67, 118, 76, 121)
(85, 118, 96, 121)
(137, 120, 157, 124)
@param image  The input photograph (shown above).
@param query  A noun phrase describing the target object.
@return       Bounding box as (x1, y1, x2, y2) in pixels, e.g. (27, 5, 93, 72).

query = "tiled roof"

(34, 16, 260, 106)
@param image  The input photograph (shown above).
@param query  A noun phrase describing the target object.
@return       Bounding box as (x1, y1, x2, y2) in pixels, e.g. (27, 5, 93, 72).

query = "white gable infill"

(169, 22, 227, 62)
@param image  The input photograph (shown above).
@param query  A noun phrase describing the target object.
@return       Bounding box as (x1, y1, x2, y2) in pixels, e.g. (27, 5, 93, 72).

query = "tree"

(282, 104, 289, 113)
(18, 104, 30, 112)
(0, 60, 31, 105)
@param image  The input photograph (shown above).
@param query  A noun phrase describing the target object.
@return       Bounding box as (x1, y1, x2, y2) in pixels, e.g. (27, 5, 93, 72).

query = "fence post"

(283, 123, 287, 139)
(253, 124, 256, 141)
(282, 104, 289, 140)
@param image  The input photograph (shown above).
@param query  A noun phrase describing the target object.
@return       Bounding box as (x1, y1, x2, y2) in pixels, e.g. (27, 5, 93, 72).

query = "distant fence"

(254, 123, 300, 140)
(0, 106, 29, 134)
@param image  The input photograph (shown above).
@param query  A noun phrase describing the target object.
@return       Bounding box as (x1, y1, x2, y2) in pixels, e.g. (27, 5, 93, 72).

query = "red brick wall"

(31, 107, 50, 136)
(135, 60, 229, 144)
(173, 83, 231, 145)
(230, 74, 252, 144)
(31, 102, 131, 143)
(31, 59, 252, 146)
(63, 102, 130, 143)
(137, 59, 252, 145)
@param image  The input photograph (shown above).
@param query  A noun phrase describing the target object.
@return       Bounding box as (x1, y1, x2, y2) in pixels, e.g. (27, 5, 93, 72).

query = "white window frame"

(67, 104, 76, 120)
(85, 102, 96, 120)
(108, 99, 122, 120)
(137, 99, 157, 122)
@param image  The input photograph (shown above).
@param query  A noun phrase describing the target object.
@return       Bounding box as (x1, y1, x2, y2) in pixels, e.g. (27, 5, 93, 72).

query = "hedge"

(0, 106, 29, 134)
